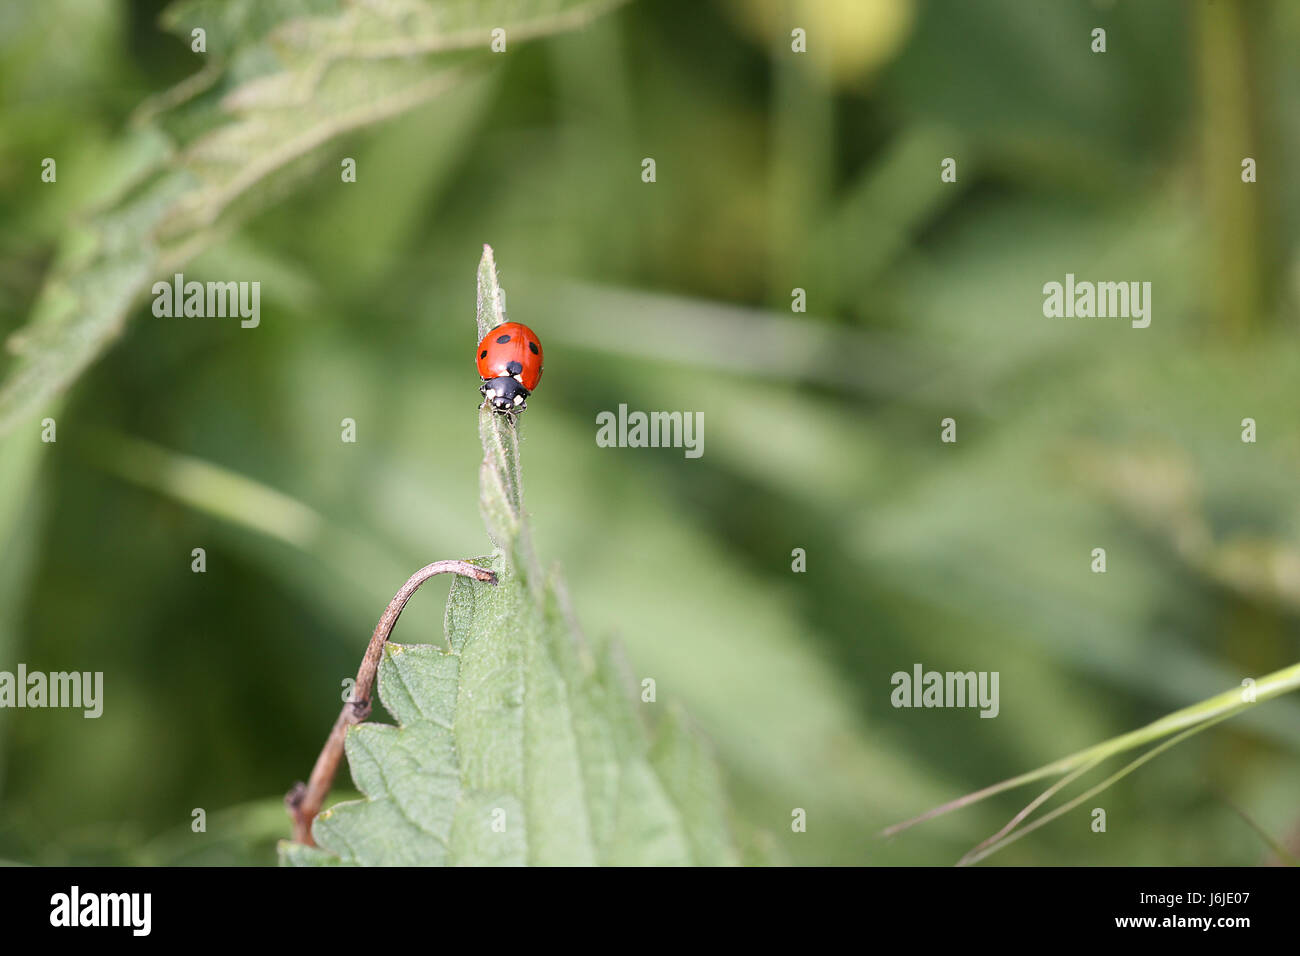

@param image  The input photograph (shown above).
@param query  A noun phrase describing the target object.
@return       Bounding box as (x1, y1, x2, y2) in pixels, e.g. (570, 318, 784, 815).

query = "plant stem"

(881, 660, 1300, 839)
(285, 559, 497, 846)
(1196, 0, 1268, 338)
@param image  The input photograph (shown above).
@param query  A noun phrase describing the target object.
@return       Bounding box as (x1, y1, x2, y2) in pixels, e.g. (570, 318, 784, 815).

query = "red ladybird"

(476, 321, 543, 412)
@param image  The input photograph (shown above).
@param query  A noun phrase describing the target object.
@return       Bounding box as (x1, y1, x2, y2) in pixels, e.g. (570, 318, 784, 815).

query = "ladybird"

(476, 321, 544, 412)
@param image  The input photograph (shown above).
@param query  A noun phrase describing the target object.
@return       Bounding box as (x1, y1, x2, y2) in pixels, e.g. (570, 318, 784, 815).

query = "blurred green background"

(1, 0, 1298, 865)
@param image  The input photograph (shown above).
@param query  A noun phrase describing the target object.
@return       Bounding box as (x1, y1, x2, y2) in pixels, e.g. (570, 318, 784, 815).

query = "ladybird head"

(480, 375, 529, 412)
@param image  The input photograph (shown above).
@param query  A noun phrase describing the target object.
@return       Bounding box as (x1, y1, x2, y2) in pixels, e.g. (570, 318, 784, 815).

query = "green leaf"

(280, 248, 738, 866)
(0, 0, 624, 435)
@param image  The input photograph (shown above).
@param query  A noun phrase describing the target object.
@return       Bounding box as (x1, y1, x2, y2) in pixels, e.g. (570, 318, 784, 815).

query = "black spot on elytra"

(479, 350, 487, 358)
(496, 334, 511, 344)
(528, 341, 539, 355)
(506, 360, 523, 375)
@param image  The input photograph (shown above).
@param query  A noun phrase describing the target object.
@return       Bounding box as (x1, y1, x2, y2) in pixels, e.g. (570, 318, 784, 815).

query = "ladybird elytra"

(476, 321, 543, 412)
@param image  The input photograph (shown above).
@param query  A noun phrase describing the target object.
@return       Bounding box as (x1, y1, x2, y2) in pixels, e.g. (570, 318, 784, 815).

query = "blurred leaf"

(136, 799, 298, 866)
(0, 427, 48, 789)
(0, 0, 624, 435)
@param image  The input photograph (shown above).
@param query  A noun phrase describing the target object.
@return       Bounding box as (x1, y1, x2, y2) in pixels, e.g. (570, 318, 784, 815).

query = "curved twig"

(286, 559, 497, 845)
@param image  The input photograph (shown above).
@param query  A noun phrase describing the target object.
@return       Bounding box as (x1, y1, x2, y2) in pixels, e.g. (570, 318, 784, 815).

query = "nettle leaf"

(280, 249, 738, 866)
(0, 0, 623, 435)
